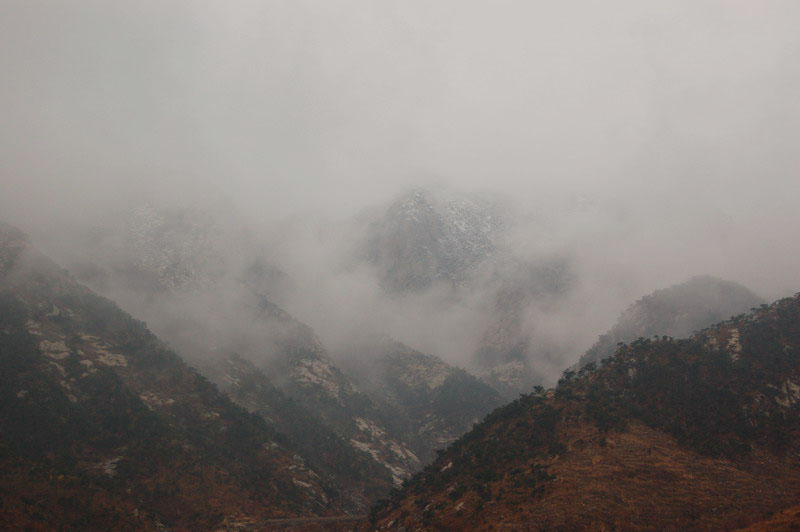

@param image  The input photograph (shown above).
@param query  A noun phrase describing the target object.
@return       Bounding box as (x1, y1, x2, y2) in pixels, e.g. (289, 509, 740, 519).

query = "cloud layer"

(1, 1, 799, 378)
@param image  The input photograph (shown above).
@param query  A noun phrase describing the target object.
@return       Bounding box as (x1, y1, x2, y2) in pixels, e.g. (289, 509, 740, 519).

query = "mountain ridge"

(0, 223, 346, 529)
(577, 275, 764, 369)
(369, 292, 800, 530)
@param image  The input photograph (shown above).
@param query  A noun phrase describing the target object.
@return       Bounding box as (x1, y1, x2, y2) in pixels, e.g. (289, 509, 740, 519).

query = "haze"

(1, 1, 799, 378)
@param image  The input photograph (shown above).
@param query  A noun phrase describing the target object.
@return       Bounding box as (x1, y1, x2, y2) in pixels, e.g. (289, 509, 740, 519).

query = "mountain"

(341, 337, 504, 462)
(72, 201, 281, 314)
(241, 299, 423, 488)
(370, 293, 800, 530)
(360, 188, 577, 395)
(363, 188, 502, 292)
(473, 257, 573, 396)
(48, 202, 431, 491)
(0, 224, 343, 529)
(577, 275, 764, 368)
(67, 199, 285, 299)
(203, 353, 396, 511)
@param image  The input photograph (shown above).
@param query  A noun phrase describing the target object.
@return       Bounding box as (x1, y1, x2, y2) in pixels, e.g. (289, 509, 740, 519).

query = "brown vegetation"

(370, 295, 800, 530)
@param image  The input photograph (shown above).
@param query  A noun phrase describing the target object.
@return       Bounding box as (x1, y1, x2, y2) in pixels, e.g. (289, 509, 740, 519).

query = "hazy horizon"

(2, 1, 799, 378)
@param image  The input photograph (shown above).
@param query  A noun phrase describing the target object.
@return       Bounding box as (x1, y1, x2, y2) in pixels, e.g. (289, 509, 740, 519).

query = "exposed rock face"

(363, 188, 502, 292)
(473, 257, 573, 396)
(578, 275, 764, 368)
(69, 199, 285, 298)
(342, 337, 504, 462)
(49, 203, 427, 494)
(0, 224, 343, 530)
(204, 353, 395, 511)
(361, 189, 576, 395)
(371, 294, 800, 531)
(124, 203, 225, 291)
(250, 307, 423, 488)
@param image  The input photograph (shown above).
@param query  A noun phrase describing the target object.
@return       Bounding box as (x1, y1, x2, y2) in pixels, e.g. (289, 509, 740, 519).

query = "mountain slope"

(473, 257, 573, 396)
(363, 188, 501, 292)
(54, 202, 425, 491)
(342, 337, 504, 462)
(360, 188, 576, 395)
(371, 293, 800, 530)
(67, 199, 285, 298)
(0, 224, 341, 529)
(205, 353, 396, 509)
(578, 275, 763, 368)
(213, 296, 422, 488)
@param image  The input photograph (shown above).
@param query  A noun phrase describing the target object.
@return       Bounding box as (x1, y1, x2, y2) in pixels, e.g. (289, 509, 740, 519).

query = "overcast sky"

(1, 1, 799, 304)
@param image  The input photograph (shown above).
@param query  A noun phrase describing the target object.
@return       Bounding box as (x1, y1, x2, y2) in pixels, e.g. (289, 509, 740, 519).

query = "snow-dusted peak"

(364, 188, 503, 291)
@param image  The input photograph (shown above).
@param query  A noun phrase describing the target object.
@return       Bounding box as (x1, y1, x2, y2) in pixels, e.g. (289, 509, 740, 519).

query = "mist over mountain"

(338, 335, 503, 462)
(0, 224, 344, 528)
(372, 294, 800, 530)
(27, 198, 505, 496)
(578, 275, 765, 368)
(50, 203, 441, 487)
(1, 1, 800, 529)
(357, 187, 576, 393)
(362, 188, 503, 292)
(3, 2, 800, 352)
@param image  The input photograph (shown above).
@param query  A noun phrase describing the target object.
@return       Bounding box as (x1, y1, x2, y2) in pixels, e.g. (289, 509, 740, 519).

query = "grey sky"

(1, 1, 799, 319)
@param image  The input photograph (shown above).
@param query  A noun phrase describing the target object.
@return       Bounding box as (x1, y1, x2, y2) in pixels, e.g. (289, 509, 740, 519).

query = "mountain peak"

(364, 188, 502, 291)
(578, 275, 763, 368)
(371, 294, 800, 530)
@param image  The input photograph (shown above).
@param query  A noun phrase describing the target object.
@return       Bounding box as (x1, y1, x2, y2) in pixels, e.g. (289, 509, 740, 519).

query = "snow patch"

(727, 328, 742, 361)
(355, 416, 387, 438)
(349, 438, 413, 486)
(139, 392, 175, 409)
(398, 361, 451, 389)
(484, 360, 526, 387)
(97, 352, 128, 367)
(79, 359, 97, 374)
(293, 358, 342, 399)
(40, 339, 70, 360)
(25, 320, 42, 336)
(776, 379, 800, 407)
(292, 478, 313, 489)
(97, 456, 123, 477)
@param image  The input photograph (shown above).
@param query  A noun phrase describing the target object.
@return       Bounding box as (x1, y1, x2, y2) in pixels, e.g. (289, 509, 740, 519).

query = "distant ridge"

(578, 275, 763, 368)
(371, 292, 800, 530)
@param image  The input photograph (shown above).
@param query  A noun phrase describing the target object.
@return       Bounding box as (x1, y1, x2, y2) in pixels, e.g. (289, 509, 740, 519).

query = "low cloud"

(1, 1, 798, 382)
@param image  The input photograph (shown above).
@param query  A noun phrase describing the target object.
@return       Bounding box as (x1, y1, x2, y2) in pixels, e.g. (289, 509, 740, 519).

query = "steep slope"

(371, 293, 800, 530)
(251, 301, 422, 487)
(578, 275, 763, 368)
(0, 224, 340, 529)
(342, 338, 504, 462)
(205, 352, 396, 509)
(66, 199, 285, 298)
(363, 188, 502, 292)
(55, 202, 424, 491)
(360, 188, 576, 395)
(473, 257, 573, 396)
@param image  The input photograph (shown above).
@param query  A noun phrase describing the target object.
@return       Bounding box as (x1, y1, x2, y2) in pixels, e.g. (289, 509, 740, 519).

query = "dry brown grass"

(373, 418, 800, 531)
